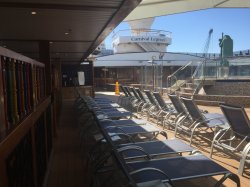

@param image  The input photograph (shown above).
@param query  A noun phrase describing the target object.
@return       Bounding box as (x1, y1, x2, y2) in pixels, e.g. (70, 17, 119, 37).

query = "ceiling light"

(81, 62, 90, 65)
(49, 41, 53, 44)
(65, 29, 72, 35)
(31, 11, 37, 15)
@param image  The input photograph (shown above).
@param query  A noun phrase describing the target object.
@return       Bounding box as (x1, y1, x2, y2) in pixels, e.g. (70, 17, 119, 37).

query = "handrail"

(166, 61, 201, 91)
(191, 60, 207, 94)
(192, 61, 204, 79)
(167, 61, 193, 80)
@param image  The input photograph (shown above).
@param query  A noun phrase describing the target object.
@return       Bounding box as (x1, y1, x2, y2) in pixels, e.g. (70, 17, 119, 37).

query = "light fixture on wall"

(81, 62, 90, 65)
(65, 29, 72, 35)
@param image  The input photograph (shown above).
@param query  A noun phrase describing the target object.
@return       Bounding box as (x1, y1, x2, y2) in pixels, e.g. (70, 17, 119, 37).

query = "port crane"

(203, 28, 213, 59)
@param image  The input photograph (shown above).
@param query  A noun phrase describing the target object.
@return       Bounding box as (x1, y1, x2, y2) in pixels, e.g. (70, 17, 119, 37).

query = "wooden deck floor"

(46, 101, 86, 187)
(46, 93, 250, 187)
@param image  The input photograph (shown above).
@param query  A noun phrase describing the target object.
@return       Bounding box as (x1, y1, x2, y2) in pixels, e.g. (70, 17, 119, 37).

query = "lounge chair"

(152, 92, 174, 125)
(76, 96, 118, 113)
(81, 110, 165, 145)
(98, 121, 199, 161)
(125, 154, 240, 187)
(135, 88, 147, 103)
(117, 139, 195, 160)
(129, 87, 146, 112)
(104, 124, 161, 140)
(87, 115, 169, 166)
(99, 119, 147, 128)
(210, 103, 250, 175)
(112, 149, 175, 187)
(104, 138, 240, 187)
(119, 85, 132, 109)
(177, 97, 228, 145)
(93, 148, 175, 187)
(96, 114, 167, 144)
(89, 111, 240, 187)
(123, 86, 139, 111)
(164, 94, 188, 130)
(143, 90, 161, 120)
(134, 88, 151, 113)
(94, 109, 132, 120)
(75, 101, 132, 120)
(77, 100, 134, 146)
(96, 116, 197, 162)
(77, 96, 133, 119)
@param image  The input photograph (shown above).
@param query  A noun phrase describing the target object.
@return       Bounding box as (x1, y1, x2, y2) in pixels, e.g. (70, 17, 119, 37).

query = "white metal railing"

(166, 57, 250, 94)
(166, 61, 200, 88)
(112, 29, 172, 40)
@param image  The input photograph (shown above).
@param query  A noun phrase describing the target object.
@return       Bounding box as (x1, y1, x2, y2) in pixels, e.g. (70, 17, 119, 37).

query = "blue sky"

(105, 8, 250, 53)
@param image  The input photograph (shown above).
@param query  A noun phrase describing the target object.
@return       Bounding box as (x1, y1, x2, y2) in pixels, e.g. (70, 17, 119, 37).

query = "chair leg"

(156, 111, 162, 126)
(174, 117, 184, 137)
(210, 136, 216, 158)
(214, 173, 240, 187)
(210, 128, 228, 158)
(164, 113, 171, 127)
(238, 142, 250, 175)
(189, 122, 201, 146)
(174, 115, 188, 137)
(162, 115, 169, 130)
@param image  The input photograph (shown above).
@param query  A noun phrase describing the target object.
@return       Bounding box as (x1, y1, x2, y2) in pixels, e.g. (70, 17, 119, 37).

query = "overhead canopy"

(0, 0, 141, 64)
(125, 0, 250, 21)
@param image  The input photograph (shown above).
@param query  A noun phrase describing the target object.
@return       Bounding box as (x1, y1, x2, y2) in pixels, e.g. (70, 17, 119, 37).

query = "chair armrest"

(214, 172, 240, 187)
(130, 167, 173, 185)
(154, 131, 168, 140)
(136, 180, 172, 187)
(117, 145, 151, 160)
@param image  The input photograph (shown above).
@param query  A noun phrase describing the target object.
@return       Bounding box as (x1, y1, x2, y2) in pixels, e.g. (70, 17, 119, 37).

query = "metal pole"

(143, 64, 146, 89)
(104, 67, 107, 90)
(161, 59, 163, 93)
(152, 60, 155, 91)
(145, 63, 147, 90)
(141, 63, 143, 89)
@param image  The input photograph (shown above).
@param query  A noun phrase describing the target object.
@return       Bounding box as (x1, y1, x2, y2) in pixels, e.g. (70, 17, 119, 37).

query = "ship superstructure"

(93, 18, 204, 89)
(112, 18, 171, 54)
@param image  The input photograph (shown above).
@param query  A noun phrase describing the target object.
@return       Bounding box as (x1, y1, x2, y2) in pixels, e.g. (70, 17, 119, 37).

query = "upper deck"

(112, 29, 172, 53)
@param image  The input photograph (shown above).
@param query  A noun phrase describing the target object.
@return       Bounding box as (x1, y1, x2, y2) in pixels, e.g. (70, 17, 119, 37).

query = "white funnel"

(127, 18, 154, 33)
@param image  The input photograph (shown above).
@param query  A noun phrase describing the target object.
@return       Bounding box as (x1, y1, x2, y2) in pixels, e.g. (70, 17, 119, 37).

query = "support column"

(0, 57, 7, 133)
(39, 41, 57, 137)
(39, 41, 51, 96)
